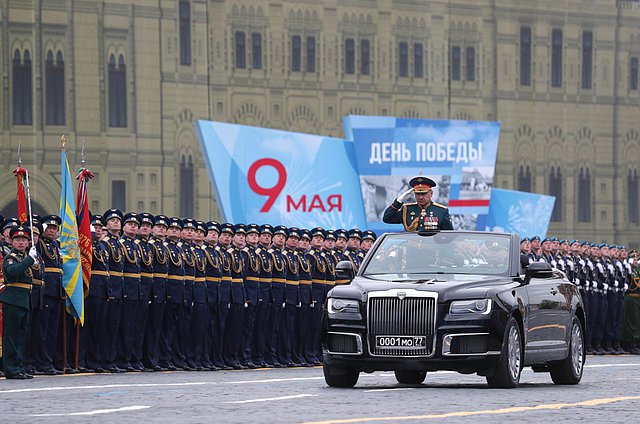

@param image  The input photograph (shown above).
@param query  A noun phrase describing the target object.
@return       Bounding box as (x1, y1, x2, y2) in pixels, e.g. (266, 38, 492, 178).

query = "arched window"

(398, 41, 408, 77)
(291, 35, 301, 72)
(549, 166, 562, 221)
(306, 36, 316, 73)
(517, 165, 531, 192)
(13, 49, 32, 125)
(629, 169, 639, 224)
(108, 54, 127, 128)
(577, 168, 591, 222)
(46, 50, 65, 125)
(344, 38, 355, 74)
(179, 0, 191, 65)
(235, 31, 246, 69)
(180, 155, 194, 217)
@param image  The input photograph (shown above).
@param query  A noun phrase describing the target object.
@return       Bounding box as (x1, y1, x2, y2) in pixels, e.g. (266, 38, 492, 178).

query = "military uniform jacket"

(29, 253, 44, 310)
(228, 245, 246, 305)
(38, 237, 64, 299)
(307, 248, 327, 305)
(90, 240, 110, 299)
(343, 249, 361, 273)
(121, 235, 141, 301)
(191, 243, 207, 304)
(256, 246, 273, 302)
(322, 249, 337, 294)
(269, 247, 287, 306)
(297, 249, 313, 305)
(179, 241, 196, 303)
(383, 200, 454, 231)
(241, 245, 260, 305)
(332, 249, 349, 285)
(0, 249, 35, 309)
(202, 242, 221, 305)
(283, 248, 300, 305)
(135, 237, 154, 302)
(101, 234, 125, 300)
(149, 236, 167, 302)
(165, 239, 185, 304)
(216, 245, 232, 304)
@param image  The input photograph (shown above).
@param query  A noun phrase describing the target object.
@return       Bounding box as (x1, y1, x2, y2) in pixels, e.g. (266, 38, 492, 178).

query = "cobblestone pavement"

(1, 355, 639, 423)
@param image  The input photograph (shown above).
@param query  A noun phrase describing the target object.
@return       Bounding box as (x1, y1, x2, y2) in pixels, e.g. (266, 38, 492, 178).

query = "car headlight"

(328, 298, 360, 314)
(449, 299, 492, 315)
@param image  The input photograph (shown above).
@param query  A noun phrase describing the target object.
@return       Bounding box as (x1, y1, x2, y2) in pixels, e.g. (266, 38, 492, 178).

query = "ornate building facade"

(1, 0, 639, 245)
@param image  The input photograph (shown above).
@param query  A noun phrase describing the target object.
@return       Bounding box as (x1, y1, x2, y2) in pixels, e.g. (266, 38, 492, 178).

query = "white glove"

(603, 283, 609, 291)
(397, 189, 413, 203)
(244, 302, 249, 308)
(591, 281, 598, 288)
(614, 280, 619, 288)
(568, 261, 574, 271)
(28, 246, 39, 261)
(282, 302, 286, 309)
(575, 278, 580, 286)
(624, 283, 629, 291)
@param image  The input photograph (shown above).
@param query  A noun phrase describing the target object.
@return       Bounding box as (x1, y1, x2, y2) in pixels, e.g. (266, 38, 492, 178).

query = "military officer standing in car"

(383, 176, 453, 231)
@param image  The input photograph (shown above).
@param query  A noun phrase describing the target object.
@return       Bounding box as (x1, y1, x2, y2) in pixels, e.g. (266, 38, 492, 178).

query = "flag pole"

(74, 140, 87, 370)
(19, 141, 35, 247)
(60, 135, 69, 372)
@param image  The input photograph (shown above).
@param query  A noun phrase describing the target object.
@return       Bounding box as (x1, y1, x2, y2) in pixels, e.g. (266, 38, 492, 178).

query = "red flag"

(76, 168, 94, 297)
(13, 167, 28, 223)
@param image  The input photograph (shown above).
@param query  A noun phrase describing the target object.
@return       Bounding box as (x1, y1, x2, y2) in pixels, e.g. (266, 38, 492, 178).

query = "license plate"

(375, 336, 427, 349)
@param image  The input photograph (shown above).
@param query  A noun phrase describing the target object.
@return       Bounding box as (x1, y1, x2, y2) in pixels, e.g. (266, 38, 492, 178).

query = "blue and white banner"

(343, 116, 500, 233)
(195, 120, 367, 229)
(481, 188, 555, 238)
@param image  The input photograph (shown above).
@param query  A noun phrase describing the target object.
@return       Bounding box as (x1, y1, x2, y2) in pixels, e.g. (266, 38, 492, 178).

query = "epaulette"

(227, 248, 234, 253)
(320, 252, 326, 257)
(432, 202, 447, 209)
(148, 239, 156, 244)
(309, 249, 315, 254)
(268, 249, 274, 254)
(404, 202, 417, 206)
(134, 239, 140, 245)
(214, 245, 221, 251)
(256, 247, 262, 254)
(177, 242, 183, 247)
(103, 235, 110, 241)
(163, 241, 169, 247)
(242, 247, 249, 252)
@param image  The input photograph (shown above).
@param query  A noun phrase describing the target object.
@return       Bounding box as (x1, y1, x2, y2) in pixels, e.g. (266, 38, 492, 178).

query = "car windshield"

(361, 232, 511, 280)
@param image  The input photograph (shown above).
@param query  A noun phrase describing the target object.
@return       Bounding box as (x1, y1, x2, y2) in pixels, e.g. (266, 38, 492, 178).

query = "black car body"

(322, 231, 586, 388)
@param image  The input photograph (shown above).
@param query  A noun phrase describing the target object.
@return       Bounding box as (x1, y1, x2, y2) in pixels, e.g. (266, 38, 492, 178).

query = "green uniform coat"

(383, 200, 454, 231)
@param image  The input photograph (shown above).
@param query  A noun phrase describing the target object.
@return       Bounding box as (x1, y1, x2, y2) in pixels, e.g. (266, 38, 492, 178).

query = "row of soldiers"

(0, 210, 375, 377)
(520, 236, 640, 355)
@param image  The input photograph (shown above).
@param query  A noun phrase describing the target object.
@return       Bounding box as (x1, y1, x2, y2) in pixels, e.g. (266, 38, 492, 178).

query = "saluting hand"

(397, 188, 413, 203)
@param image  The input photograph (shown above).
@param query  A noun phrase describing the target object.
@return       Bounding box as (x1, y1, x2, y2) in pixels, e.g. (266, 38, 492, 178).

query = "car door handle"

(550, 288, 558, 295)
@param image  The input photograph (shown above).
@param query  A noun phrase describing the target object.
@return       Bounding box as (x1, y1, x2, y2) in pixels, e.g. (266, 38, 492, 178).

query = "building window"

(466, 46, 475, 81)
(235, 31, 246, 69)
(112, 180, 126, 211)
(12, 49, 32, 125)
(108, 54, 127, 128)
(414, 43, 424, 78)
(518, 165, 532, 192)
(398, 41, 408, 77)
(345, 38, 355, 74)
(45, 51, 65, 125)
(180, 155, 194, 217)
(549, 167, 562, 222)
(361, 39, 370, 75)
(291, 35, 301, 72)
(520, 26, 531, 86)
(252, 32, 262, 69)
(306, 36, 315, 72)
(582, 31, 593, 89)
(551, 29, 563, 87)
(179, 0, 191, 65)
(629, 170, 639, 224)
(630, 57, 639, 90)
(451, 45, 461, 81)
(578, 168, 591, 222)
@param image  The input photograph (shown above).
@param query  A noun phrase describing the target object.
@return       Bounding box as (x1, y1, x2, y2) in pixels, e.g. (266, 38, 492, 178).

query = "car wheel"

(486, 316, 522, 388)
(394, 370, 427, 385)
(550, 317, 585, 385)
(323, 363, 359, 388)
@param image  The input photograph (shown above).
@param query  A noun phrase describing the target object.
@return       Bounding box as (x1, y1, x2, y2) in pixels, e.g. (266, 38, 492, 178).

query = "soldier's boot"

(593, 341, 605, 355)
(630, 341, 640, 355)
(585, 342, 594, 355)
(612, 341, 627, 354)
(603, 340, 614, 355)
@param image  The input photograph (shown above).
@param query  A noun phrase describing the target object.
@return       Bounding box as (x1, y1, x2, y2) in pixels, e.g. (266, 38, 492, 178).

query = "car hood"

(329, 274, 521, 302)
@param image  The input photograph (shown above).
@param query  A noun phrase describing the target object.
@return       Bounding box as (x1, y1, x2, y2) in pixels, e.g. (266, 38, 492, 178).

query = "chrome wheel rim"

(571, 323, 584, 376)
(507, 325, 521, 381)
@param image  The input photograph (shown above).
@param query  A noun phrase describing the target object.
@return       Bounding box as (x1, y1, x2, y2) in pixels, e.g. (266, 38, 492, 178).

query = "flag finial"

(17, 139, 22, 166)
(61, 134, 67, 150)
(81, 140, 86, 166)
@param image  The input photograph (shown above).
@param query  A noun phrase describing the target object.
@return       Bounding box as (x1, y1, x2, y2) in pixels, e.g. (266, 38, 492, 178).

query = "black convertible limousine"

(322, 231, 585, 388)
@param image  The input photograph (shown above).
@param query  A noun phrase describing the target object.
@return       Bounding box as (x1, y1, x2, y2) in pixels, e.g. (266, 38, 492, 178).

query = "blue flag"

(59, 149, 84, 324)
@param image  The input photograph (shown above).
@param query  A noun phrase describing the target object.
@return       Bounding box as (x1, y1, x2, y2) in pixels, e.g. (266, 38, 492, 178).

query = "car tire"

(550, 316, 585, 385)
(486, 316, 522, 388)
(323, 363, 359, 388)
(394, 370, 427, 385)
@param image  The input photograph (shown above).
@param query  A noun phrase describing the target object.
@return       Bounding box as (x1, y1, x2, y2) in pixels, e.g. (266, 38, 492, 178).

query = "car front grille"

(368, 292, 437, 357)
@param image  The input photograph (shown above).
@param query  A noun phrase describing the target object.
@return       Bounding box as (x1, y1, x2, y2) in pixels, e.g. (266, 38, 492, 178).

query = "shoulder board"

(148, 239, 156, 244)
(309, 249, 315, 254)
(214, 245, 221, 251)
(432, 202, 447, 209)
(177, 242, 183, 247)
(242, 247, 249, 252)
(103, 235, 110, 241)
(267, 249, 274, 254)
(134, 239, 141, 245)
(227, 248, 234, 253)
(163, 241, 169, 247)
(404, 202, 417, 206)
(8, 253, 20, 261)
(320, 252, 326, 257)
(255, 247, 262, 254)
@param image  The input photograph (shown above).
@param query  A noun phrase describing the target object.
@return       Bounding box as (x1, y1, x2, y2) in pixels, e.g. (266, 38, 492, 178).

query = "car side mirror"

(335, 261, 355, 283)
(525, 261, 553, 281)
(520, 254, 530, 270)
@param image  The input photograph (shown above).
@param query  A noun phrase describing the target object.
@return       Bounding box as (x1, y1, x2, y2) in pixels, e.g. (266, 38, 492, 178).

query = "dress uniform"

(1, 218, 20, 256)
(279, 228, 301, 366)
(307, 227, 327, 365)
(267, 226, 288, 367)
(85, 215, 110, 372)
(605, 245, 626, 354)
(296, 229, 314, 365)
(621, 250, 640, 353)
(34, 215, 64, 374)
(202, 221, 222, 370)
(240, 224, 261, 368)
(215, 224, 233, 369)
(383, 176, 453, 231)
(178, 218, 197, 370)
(134, 213, 155, 371)
(24, 220, 43, 374)
(344, 229, 363, 272)
(592, 244, 610, 355)
(145, 215, 169, 371)
(163, 217, 186, 369)
(189, 221, 209, 370)
(0, 225, 37, 379)
(223, 224, 246, 369)
(358, 230, 377, 264)
(252, 224, 274, 367)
